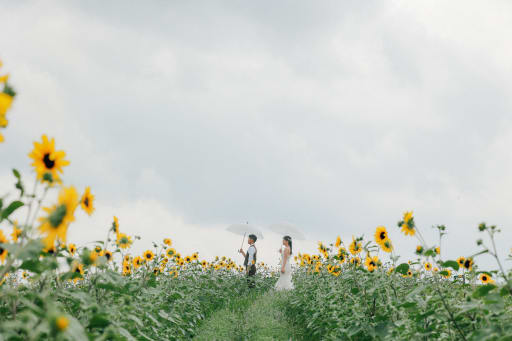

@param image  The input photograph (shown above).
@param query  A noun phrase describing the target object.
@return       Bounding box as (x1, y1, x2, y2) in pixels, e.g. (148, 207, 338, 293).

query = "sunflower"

(314, 262, 322, 273)
(122, 261, 132, 276)
(133, 256, 142, 268)
(143, 250, 154, 262)
(350, 257, 361, 266)
(191, 252, 199, 261)
(463, 258, 473, 271)
(22, 271, 29, 279)
(349, 237, 362, 255)
(38, 186, 78, 249)
(124, 254, 131, 262)
(68, 243, 76, 256)
(365, 256, 379, 272)
(80, 187, 95, 216)
(374, 226, 389, 246)
(0, 92, 13, 117)
(116, 233, 132, 249)
(435, 246, 440, 255)
(479, 273, 494, 284)
(153, 267, 160, 275)
(112, 216, 120, 237)
(399, 211, 415, 236)
(169, 270, 179, 278)
(43, 245, 57, 255)
(175, 253, 181, 260)
(89, 250, 101, 265)
(165, 248, 176, 258)
(71, 261, 84, 282)
(160, 257, 169, 265)
(318, 242, 327, 253)
(381, 240, 393, 253)
(335, 236, 342, 248)
(457, 257, 465, 268)
(184, 256, 192, 263)
(178, 258, 185, 266)
(94, 245, 102, 253)
(416, 245, 423, 254)
(28, 135, 70, 183)
(433, 267, 439, 273)
(0, 230, 8, 264)
(201, 260, 208, 268)
(164, 238, 172, 246)
(403, 270, 413, 278)
(11, 221, 22, 242)
(338, 251, 347, 264)
(424, 262, 432, 271)
(442, 269, 452, 279)
(104, 250, 113, 262)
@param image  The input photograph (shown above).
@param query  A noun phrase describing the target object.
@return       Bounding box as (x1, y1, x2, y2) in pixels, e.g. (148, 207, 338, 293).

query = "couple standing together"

(238, 234, 294, 290)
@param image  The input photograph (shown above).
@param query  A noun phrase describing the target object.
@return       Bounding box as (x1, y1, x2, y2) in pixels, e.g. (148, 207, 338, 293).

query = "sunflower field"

(2, 60, 512, 340)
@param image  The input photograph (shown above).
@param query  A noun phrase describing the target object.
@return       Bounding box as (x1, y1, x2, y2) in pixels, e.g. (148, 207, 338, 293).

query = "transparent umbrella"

(268, 222, 306, 240)
(226, 223, 264, 250)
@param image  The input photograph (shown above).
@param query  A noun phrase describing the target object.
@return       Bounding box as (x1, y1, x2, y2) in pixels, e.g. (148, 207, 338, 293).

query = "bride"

(275, 235, 294, 290)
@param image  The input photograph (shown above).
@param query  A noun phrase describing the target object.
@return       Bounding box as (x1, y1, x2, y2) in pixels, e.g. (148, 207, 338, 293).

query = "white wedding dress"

(274, 247, 294, 291)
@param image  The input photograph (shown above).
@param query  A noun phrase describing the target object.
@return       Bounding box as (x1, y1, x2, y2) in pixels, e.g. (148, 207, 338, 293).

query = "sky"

(1, 1, 512, 269)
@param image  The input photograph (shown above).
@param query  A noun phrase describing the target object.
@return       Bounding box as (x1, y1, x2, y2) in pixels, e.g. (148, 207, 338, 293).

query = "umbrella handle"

(239, 232, 246, 252)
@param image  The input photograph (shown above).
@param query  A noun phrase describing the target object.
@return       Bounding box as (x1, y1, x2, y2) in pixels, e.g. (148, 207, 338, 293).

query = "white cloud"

(1, 1, 512, 271)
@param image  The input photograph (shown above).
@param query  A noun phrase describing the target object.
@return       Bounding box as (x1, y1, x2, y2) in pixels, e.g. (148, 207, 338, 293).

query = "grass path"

(193, 290, 301, 341)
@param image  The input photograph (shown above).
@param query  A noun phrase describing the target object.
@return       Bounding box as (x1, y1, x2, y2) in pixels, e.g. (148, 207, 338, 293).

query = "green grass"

(194, 290, 303, 341)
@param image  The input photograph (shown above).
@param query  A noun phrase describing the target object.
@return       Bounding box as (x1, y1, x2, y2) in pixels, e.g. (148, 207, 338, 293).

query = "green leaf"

(19, 259, 45, 274)
(442, 260, 460, 271)
(400, 301, 417, 309)
(0, 200, 24, 221)
(473, 284, 497, 298)
(88, 313, 110, 329)
(395, 263, 409, 275)
(12, 169, 20, 179)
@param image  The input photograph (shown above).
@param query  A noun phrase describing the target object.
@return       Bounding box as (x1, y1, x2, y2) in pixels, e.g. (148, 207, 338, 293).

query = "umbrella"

(226, 223, 264, 240)
(226, 223, 264, 251)
(268, 222, 306, 240)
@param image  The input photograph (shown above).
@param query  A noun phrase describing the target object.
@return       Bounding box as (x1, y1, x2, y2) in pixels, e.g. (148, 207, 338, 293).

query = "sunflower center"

(43, 153, 55, 169)
(379, 232, 386, 240)
(0, 247, 4, 254)
(75, 267, 81, 273)
(146, 254, 151, 259)
(482, 275, 487, 280)
(84, 197, 89, 207)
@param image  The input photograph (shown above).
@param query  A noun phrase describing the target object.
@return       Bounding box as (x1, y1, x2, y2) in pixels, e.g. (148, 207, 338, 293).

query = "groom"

(238, 234, 257, 288)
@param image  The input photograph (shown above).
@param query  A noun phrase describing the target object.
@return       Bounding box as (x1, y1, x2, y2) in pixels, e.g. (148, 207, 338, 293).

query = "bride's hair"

(283, 236, 292, 255)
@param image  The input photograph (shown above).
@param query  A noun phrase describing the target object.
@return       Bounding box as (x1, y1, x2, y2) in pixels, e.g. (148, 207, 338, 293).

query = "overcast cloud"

(1, 1, 512, 268)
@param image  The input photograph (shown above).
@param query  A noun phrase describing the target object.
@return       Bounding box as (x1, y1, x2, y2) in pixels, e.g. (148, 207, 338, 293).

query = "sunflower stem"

(23, 176, 38, 230)
(434, 284, 467, 341)
(29, 185, 49, 231)
(487, 229, 512, 295)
